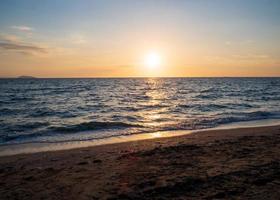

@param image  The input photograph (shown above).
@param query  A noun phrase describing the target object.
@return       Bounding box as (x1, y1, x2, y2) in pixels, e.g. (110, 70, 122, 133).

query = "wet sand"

(0, 125, 280, 200)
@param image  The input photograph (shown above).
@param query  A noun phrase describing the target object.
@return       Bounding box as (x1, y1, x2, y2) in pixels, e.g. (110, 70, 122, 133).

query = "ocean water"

(0, 78, 279, 145)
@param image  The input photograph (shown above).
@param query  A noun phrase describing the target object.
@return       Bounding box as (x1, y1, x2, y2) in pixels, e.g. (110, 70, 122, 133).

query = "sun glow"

(144, 52, 161, 69)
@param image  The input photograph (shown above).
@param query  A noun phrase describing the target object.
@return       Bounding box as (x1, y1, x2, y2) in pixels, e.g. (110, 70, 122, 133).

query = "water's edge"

(2, 78, 279, 145)
(0, 119, 279, 157)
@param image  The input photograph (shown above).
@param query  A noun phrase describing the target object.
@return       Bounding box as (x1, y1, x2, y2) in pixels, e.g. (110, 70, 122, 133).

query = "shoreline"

(0, 124, 279, 199)
(1, 118, 280, 157)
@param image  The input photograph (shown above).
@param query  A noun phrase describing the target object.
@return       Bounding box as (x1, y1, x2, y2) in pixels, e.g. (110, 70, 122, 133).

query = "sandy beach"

(0, 125, 280, 200)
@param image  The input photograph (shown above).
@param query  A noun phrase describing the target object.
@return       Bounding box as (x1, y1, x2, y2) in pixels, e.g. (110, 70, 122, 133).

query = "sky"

(0, 0, 279, 77)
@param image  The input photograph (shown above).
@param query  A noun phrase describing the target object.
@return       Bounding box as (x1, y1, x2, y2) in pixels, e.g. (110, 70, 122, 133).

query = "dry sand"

(0, 125, 280, 200)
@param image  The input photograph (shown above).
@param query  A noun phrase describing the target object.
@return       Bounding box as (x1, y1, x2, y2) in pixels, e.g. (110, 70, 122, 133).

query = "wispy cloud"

(11, 25, 34, 32)
(0, 34, 21, 43)
(0, 42, 47, 54)
(67, 33, 87, 45)
(231, 54, 270, 60)
(225, 41, 232, 46)
(225, 40, 255, 46)
(0, 34, 47, 55)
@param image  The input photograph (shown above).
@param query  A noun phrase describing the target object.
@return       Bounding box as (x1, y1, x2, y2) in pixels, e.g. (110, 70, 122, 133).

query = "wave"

(1, 78, 280, 145)
(0, 108, 23, 115)
(1, 111, 280, 145)
(149, 111, 280, 132)
(2, 122, 50, 132)
(182, 111, 280, 129)
(28, 109, 78, 118)
(178, 103, 227, 110)
(177, 103, 254, 112)
(0, 121, 145, 143)
(50, 121, 145, 133)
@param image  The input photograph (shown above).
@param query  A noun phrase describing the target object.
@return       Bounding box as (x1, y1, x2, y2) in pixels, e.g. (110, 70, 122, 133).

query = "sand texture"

(0, 125, 280, 200)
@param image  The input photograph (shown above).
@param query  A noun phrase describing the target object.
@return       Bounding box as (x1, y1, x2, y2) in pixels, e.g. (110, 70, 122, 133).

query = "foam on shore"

(0, 119, 279, 157)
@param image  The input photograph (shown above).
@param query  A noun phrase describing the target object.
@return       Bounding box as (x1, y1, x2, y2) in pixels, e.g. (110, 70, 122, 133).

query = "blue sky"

(1, 0, 279, 37)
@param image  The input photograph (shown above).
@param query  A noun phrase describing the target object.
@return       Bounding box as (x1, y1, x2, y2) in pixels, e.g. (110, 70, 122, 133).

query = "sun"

(144, 52, 161, 69)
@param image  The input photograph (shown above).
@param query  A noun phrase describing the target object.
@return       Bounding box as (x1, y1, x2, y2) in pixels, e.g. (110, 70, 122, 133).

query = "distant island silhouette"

(17, 76, 37, 79)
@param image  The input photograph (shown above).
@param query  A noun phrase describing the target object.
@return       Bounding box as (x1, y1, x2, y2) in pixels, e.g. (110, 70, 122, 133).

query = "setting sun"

(144, 52, 161, 69)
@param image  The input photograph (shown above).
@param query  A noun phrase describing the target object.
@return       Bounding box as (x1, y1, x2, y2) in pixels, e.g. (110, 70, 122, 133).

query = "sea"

(0, 78, 280, 146)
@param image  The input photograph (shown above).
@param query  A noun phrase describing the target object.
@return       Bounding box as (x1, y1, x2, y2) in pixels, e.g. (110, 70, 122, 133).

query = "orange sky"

(0, 0, 279, 77)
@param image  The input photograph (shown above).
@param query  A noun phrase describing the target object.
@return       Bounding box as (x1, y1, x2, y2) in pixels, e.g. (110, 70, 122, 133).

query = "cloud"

(225, 41, 232, 45)
(11, 25, 34, 32)
(231, 54, 270, 60)
(0, 34, 20, 43)
(0, 35, 47, 55)
(225, 39, 256, 47)
(0, 42, 47, 54)
(68, 33, 87, 45)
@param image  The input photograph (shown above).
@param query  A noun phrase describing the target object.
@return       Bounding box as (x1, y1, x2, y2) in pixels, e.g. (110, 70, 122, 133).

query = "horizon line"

(0, 76, 280, 79)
